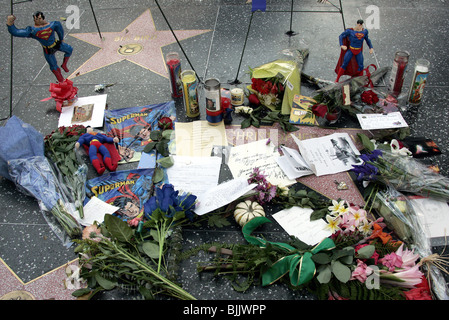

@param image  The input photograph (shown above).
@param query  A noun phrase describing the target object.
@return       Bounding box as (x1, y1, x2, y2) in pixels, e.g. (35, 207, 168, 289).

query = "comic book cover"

(104, 101, 176, 163)
(85, 168, 154, 221)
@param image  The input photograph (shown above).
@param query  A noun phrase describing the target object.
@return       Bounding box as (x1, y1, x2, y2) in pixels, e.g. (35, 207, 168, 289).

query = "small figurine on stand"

(75, 127, 120, 175)
(6, 11, 73, 83)
(335, 19, 374, 82)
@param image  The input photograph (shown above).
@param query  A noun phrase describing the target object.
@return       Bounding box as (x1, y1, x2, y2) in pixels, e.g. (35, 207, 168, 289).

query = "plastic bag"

(248, 48, 308, 115)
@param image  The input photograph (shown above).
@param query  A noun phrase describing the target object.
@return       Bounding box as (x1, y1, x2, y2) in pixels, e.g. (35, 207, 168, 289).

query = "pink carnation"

(380, 252, 403, 271)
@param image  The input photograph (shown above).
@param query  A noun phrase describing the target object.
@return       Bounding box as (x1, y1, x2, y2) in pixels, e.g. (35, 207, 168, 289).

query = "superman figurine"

(6, 11, 73, 83)
(335, 19, 374, 82)
(75, 127, 120, 175)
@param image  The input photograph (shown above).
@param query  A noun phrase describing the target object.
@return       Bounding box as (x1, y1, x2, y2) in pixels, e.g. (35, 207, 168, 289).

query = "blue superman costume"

(335, 20, 373, 82)
(7, 12, 72, 83)
(76, 129, 120, 175)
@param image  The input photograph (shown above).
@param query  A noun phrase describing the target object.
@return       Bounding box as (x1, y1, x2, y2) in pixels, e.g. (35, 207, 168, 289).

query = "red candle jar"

(166, 52, 182, 98)
(387, 51, 410, 98)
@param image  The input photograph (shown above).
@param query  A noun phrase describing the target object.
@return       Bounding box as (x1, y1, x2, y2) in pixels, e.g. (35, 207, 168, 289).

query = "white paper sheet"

(174, 121, 228, 157)
(410, 197, 449, 240)
(194, 178, 257, 216)
(272, 206, 332, 245)
(276, 145, 313, 180)
(227, 139, 296, 186)
(291, 133, 362, 176)
(356, 112, 408, 130)
(75, 196, 119, 226)
(58, 94, 107, 128)
(166, 155, 222, 196)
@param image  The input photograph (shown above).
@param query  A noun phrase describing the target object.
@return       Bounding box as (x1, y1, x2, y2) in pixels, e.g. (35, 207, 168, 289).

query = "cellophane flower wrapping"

(8, 156, 82, 245)
(373, 150, 449, 202)
(248, 48, 308, 115)
(372, 185, 449, 300)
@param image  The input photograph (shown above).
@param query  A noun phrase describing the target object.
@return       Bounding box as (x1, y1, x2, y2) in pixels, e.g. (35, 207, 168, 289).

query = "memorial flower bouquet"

(195, 198, 432, 300)
(352, 134, 449, 202)
(72, 214, 196, 300)
(44, 124, 88, 218)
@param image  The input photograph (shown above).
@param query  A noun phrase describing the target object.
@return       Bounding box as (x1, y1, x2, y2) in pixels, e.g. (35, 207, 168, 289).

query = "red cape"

(335, 29, 362, 77)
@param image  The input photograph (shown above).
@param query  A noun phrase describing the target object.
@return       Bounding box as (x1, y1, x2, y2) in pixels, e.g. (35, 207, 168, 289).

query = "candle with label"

(204, 78, 223, 126)
(166, 52, 182, 98)
(408, 59, 430, 105)
(181, 70, 200, 118)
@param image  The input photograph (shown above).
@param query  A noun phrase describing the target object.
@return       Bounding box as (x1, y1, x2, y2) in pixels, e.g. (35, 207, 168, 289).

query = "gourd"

(233, 200, 265, 226)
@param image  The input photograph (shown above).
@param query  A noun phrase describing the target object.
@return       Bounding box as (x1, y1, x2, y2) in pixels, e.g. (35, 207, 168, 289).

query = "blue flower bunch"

(144, 184, 197, 221)
(351, 149, 383, 181)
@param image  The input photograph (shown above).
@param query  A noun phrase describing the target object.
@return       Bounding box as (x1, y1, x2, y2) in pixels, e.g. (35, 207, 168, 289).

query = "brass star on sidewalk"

(68, 9, 210, 79)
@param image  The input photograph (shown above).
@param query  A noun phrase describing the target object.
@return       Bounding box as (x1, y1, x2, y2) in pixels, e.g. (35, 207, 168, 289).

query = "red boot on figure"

(52, 68, 65, 82)
(61, 56, 70, 73)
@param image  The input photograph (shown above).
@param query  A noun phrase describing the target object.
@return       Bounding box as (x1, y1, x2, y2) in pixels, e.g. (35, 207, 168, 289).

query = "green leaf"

(143, 141, 157, 153)
(153, 167, 164, 183)
(94, 273, 116, 290)
(356, 244, 375, 259)
(316, 265, 332, 284)
(157, 156, 174, 168)
(240, 118, 252, 129)
(104, 214, 134, 243)
(312, 252, 331, 265)
(142, 241, 160, 259)
(138, 286, 154, 300)
(357, 133, 375, 152)
(331, 260, 351, 283)
(310, 208, 328, 221)
(161, 129, 174, 140)
(156, 141, 169, 157)
(71, 288, 92, 297)
(150, 130, 162, 141)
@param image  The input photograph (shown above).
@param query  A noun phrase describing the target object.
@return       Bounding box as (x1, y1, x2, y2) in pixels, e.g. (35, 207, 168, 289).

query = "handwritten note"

(227, 139, 296, 186)
(75, 196, 119, 226)
(166, 156, 222, 196)
(356, 112, 408, 130)
(272, 206, 332, 245)
(194, 178, 257, 216)
(175, 121, 228, 157)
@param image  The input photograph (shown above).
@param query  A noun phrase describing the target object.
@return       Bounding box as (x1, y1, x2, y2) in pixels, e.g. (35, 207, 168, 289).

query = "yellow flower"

(324, 215, 341, 233)
(328, 199, 347, 216)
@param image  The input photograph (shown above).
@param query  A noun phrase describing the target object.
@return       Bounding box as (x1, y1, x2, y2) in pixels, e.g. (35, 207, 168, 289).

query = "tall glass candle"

(166, 52, 182, 98)
(408, 59, 430, 105)
(204, 78, 222, 126)
(181, 70, 199, 118)
(387, 51, 409, 98)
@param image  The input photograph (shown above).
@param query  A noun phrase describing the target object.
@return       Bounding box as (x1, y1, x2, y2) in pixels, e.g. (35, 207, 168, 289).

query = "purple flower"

(360, 149, 383, 162)
(351, 163, 379, 181)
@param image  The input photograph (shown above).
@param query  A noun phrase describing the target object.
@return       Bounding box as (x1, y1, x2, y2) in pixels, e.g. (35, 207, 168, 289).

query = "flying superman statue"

(6, 11, 73, 83)
(335, 19, 374, 82)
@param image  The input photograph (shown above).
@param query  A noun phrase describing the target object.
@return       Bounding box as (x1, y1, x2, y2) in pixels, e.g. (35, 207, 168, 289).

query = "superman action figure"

(6, 11, 73, 83)
(335, 19, 374, 82)
(75, 127, 120, 175)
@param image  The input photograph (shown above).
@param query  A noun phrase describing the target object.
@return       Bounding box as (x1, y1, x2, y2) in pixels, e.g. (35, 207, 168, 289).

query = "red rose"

(248, 93, 260, 106)
(311, 103, 328, 118)
(361, 90, 379, 105)
(158, 117, 173, 130)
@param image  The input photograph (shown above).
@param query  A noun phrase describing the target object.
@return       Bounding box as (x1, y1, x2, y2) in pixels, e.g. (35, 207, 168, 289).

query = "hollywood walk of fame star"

(68, 9, 211, 79)
(0, 258, 78, 300)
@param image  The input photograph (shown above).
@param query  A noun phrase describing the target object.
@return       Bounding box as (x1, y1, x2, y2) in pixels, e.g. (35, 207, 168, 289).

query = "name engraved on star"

(114, 35, 157, 42)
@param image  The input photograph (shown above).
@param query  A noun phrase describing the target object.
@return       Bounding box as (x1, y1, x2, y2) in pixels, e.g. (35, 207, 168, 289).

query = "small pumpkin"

(233, 200, 265, 227)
